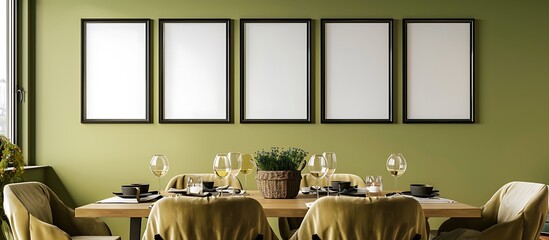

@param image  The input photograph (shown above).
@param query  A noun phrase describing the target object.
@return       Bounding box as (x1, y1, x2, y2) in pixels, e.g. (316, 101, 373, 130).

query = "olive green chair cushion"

(3, 181, 119, 240)
(279, 173, 367, 240)
(164, 173, 242, 191)
(142, 196, 277, 240)
(435, 181, 548, 240)
(289, 196, 427, 240)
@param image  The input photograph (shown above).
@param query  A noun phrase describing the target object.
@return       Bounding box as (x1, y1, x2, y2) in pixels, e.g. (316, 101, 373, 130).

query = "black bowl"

(121, 184, 149, 196)
(410, 184, 434, 196)
(202, 181, 214, 189)
(331, 181, 352, 190)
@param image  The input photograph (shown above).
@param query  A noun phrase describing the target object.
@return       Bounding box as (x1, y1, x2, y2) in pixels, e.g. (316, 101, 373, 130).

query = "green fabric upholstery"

(164, 173, 243, 191)
(436, 181, 548, 240)
(142, 196, 277, 240)
(289, 196, 427, 240)
(279, 173, 366, 240)
(3, 181, 119, 240)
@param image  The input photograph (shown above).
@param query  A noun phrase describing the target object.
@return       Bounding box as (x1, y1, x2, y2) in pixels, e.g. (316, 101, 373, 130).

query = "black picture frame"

(159, 19, 231, 123)
(81, 19, 151, 123)
(403, 19, 475, 123)
(240, 19, 312, 123)
(321, 18, 393, 123)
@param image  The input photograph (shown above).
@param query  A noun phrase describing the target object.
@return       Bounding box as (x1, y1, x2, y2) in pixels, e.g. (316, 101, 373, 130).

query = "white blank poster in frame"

(240, 19, 311, 123)
(81, 19, 151, 123)
(403, 19, 474, 123)
(321, 19, 393, 123)
(159, 19, 230, 123)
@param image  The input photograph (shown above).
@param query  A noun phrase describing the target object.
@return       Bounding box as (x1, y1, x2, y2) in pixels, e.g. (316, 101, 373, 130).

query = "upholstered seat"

(164, 173, 242, 191)
(142, 196, 277, 240)
(289, 196, 427, 240)
(279, 173, 367, 239)
(3, 181, 120, 240)
(435, 181, 548, 240)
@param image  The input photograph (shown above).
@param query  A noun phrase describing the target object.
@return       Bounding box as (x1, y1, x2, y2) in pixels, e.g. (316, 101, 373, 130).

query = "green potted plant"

(254, 147, 307, 199)
(0, 135, 25, 240)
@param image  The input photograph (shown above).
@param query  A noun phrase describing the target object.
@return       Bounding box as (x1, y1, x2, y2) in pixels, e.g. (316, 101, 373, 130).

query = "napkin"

(168, 188, 187, 194)
(402, 195, 457, 203)
(305, 201, 315, 208)
(168, 188, 238, 194)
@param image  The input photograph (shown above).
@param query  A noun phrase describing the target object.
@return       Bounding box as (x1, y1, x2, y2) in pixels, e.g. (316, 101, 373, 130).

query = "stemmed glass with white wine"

(213, 153, 231, 196)
(308, 154, 328, 199)
(149, 154, 169, 193)
(239, 154, 255, 194)
(322, 152, 337, 196)
(228, 152, 242, 195)
(386, 153, 407, 195)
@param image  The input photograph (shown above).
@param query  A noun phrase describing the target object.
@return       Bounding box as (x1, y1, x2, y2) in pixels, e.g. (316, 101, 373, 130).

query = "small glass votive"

(366, 176, 383, 196)
(188, 176, 203, 194)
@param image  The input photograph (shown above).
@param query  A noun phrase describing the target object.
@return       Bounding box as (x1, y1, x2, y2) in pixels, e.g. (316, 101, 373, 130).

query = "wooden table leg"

(130, 217, 142, 240)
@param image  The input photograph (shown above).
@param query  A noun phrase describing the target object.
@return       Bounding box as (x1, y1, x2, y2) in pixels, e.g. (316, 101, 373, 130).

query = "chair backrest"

(291, 196, 426, 240)
(4, 182, 54, 240)
(489, 181, 548, 240)
(301, 173, 367, 188)
(4, 182, 115, 240)
(3, 181, 93, 239)
(142, 196, 276, 240)
(164, 173, 243, 191)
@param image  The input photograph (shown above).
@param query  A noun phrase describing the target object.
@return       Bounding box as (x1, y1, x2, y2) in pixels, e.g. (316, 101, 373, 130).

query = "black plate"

(204, 187, 218, 193)
(168, 187, 218, 193)
(339, 191, 367, 197)
(181, 192, 212, 198)
(327, 186, 355, 191)
(310, 187, 338, 195)
(313, 186, 356, 193)
(113, 191, 158, 198)
(402, 190, 439, 198)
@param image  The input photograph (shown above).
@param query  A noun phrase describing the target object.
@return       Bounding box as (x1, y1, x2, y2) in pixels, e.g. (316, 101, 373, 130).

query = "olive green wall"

(28, 0, 549, 239)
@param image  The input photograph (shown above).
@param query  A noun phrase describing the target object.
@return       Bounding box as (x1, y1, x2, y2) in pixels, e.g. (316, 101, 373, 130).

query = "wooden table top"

(75, 190, 480, 218)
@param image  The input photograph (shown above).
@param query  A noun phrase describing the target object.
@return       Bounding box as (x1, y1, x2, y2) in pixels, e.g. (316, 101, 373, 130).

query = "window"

(0, 0, 16, 141)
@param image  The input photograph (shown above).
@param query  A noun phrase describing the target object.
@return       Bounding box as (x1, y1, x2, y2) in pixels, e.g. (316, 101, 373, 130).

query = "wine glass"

(386, 153, 407, 195)
(213, 153, 231, 196)
(322, 152, 337, 196)
(149, 154, 169, 192)
(239, 154, 254, 194)
(228, 152, 242, 195)
(308, 154, 328, 199)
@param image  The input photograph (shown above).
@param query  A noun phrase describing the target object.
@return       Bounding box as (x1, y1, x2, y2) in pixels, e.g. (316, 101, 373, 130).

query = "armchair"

(435, 181, 548, 240)
(3, 181, 119, 240)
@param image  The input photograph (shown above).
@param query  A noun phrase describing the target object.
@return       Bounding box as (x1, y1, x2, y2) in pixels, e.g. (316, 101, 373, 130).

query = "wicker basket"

(256, 170, 302, 199)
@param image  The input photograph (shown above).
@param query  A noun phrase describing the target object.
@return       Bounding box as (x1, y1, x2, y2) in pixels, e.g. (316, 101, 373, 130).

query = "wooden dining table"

(75, 190, 481, 240)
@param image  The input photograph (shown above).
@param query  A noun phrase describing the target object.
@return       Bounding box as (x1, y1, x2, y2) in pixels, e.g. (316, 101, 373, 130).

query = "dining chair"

(279, 173, 367, 240)
(435, 181, 548, 240)
(3, 181, 120, 240)
(142, 196, 277, 240)
(289, 196, 427, 240)
(164, 173, 243, 191)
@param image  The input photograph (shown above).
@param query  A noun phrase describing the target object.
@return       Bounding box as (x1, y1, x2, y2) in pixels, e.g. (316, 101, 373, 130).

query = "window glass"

(0, 0, 15, 141)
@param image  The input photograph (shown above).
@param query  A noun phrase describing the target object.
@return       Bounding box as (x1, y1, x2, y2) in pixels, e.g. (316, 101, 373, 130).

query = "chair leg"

(425, 218, 430, 234)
